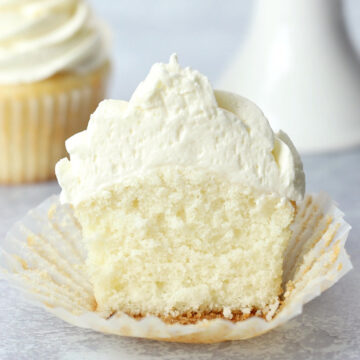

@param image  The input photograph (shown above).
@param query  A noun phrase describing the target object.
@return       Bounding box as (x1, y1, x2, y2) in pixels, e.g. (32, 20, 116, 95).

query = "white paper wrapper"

(0, 64, 109, 184)
(0, 193, 352, 343)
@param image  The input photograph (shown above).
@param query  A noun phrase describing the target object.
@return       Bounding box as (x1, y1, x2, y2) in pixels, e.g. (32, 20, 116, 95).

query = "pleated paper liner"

(0, 62, 109, 184)
(0, 193, 352, 343)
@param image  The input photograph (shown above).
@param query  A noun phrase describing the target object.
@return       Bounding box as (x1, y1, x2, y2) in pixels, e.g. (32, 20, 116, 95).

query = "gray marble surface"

(1, 0, 360, 359)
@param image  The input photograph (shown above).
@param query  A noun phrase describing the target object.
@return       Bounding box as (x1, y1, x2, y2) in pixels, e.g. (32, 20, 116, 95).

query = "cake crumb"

(223, 307, 233, 319)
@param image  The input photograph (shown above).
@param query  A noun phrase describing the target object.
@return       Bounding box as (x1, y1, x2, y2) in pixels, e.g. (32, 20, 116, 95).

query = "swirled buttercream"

(0, 0, 109, 84)
(56, 54, 305, 205)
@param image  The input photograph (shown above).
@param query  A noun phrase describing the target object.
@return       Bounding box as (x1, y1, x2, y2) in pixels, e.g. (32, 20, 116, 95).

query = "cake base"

(117, 307, 271, 325)
(75, 166, 294, 317)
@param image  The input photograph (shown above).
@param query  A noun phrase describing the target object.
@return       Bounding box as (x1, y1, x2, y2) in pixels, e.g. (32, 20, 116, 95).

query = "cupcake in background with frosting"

(0, 0, 110, 184)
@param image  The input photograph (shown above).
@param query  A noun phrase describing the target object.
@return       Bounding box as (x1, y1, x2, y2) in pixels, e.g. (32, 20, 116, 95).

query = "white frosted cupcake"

(0, 0, 110, 184)
(55, 55, 306, 323)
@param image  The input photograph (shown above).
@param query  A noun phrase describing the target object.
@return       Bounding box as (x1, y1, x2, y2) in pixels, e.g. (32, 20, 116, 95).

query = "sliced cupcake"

(56, 55, 305, 322)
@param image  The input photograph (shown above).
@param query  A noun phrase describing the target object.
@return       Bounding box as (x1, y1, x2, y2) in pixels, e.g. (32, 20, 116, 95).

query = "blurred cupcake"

(0, 0, 110, 184)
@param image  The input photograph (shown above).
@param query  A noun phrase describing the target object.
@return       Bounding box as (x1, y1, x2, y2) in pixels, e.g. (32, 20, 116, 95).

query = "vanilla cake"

(56, 55, 305, 322)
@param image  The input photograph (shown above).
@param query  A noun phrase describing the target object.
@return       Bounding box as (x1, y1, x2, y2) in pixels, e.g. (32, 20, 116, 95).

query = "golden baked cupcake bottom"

(124, 308, 266, 325)
(0, 62, 109, 184)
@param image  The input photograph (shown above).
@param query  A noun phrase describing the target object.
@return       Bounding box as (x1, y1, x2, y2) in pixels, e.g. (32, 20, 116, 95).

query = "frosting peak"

(56, 55, 305, 205)
(0, 0, 109, 84)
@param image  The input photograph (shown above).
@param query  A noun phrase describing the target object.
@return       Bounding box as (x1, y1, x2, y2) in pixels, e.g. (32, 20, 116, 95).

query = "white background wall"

(88, 0, 360, 100)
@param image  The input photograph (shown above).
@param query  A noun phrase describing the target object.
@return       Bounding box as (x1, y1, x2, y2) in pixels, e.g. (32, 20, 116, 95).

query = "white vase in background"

(218, 0, 360, 153)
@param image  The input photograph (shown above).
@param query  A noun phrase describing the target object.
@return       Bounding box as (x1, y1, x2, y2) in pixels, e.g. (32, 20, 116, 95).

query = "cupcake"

(0, 0, 110, 184)
(55, 55, 306, 322)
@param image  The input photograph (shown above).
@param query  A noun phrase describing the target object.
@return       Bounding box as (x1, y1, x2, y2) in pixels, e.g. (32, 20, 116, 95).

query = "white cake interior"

(75, 166, 294, 319)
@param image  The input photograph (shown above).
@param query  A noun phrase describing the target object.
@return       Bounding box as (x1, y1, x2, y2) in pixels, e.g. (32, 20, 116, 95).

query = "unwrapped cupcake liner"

(0, 65, 109, 184)
(0, 193, 352, 343)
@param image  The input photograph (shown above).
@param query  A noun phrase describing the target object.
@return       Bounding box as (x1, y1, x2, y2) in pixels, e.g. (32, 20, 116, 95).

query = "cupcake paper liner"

(0, 63, 109, 184)
(0, 193, 352, 343)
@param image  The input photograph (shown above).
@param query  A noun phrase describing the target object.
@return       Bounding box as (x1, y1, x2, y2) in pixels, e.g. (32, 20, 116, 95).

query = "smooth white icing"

(56, 54, 305, 205)
(0, 0, 109, 84)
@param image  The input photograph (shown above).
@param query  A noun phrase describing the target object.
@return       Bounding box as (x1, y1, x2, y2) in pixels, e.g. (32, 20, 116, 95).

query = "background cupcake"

(0, 0, 110, 184)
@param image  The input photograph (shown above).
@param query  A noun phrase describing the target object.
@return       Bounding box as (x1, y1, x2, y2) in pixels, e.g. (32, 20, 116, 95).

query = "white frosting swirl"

(0, 0, 109, 84)
(56, 55, 305, 205)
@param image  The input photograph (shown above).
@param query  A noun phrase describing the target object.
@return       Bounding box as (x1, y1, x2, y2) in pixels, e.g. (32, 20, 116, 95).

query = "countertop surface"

(1, 1, 360, 359)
